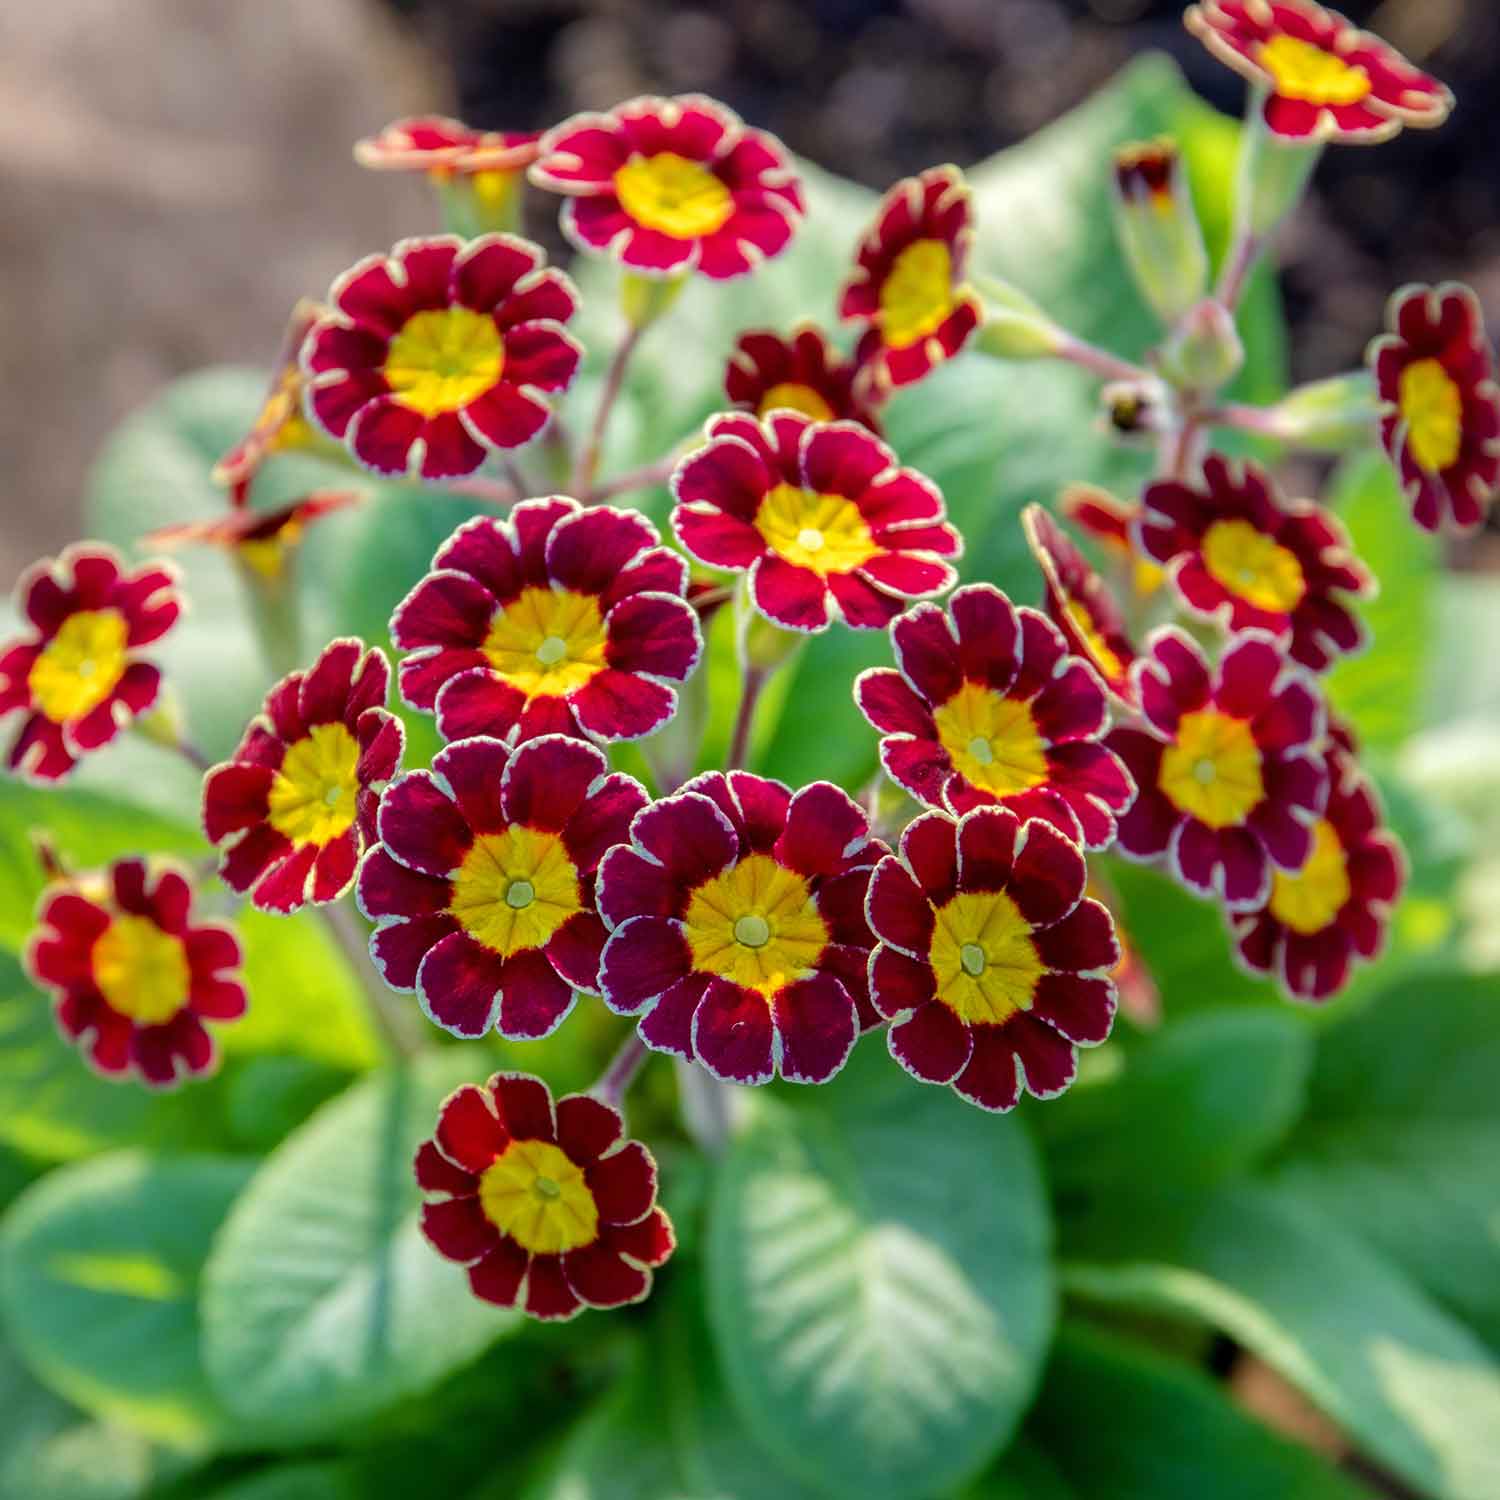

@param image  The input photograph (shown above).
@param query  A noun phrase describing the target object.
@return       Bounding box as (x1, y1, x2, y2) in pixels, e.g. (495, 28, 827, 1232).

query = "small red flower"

(0, 544, 181, 783)
(855, 584, 1134, 850)
(530, 94, 804, 281)
(1367, 282, 1500, 533)
(25, 858, 246, 1087)
(671, 410, 961, 632)
(359, 734, 646, 1041)
(724, 325, 880, 432)
(866, 807, 1117, 1112)
(596, 772, 886, 1085)
(202, 638, 404, 914)
(1108, 628, 1329, 910)
(354, 116, 541, 175)
(391, 498, 702, 745)
(1135, 455, 1373, 673)
(840, 165, 981, 396)
(302, 235, 581, 480)
(416, 1072, 673, 1321)
(147, 491, 361, 583)
(1184, 0, 1453, 145)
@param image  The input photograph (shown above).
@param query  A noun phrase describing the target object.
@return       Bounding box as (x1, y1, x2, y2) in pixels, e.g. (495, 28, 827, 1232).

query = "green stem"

(320, 898, 424, 1060)
(234, 555, 303, 680)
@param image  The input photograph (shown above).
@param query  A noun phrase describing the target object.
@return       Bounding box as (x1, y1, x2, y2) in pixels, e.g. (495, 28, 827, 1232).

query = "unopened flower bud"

(1111, 139, 1208, 327)
(1156, 298, 1244, 392)
(1262, 372, 1381, 451)
(973, 276, 1065, 360)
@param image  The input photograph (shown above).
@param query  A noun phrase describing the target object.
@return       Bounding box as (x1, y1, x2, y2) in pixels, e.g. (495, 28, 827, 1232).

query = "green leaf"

(199, 1054, 518, 1441)
(706, 1038, 1053, 1500)
(197, 1466, 358, 1500)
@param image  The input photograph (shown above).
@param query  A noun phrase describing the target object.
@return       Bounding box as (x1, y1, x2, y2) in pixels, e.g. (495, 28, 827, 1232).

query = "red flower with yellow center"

(1059, 483, 1165, 597)
(839, 165, 981, 396)
(1108, 628, 1329, 910)
(202, 638, 404, 914)
(671, 410, 961, 632)
(1184, 1, 1453, 145)
(391, 498, 702, 744)
(866, 807, 1119, 1113)
(529, 94, 804, 281)
(1367, 282, 1500, 533)
(416, 1072, 673, 1321)
(724, 325, 880, 432)
(355, 115, 540, 176)
(147, 491, 361, 584)
(1136, 455, 1373, 673)
(302, 235, 581, 480)
(0, 545, 181, 783)
(25, 858, 246, 1087)
(855, 584, 1135, 850)
(596, 772, 886, 1085)
(359, 734, 646, 1041)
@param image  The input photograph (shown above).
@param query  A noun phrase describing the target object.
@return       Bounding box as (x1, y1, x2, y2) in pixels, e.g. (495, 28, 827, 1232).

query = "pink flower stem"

(573, 320, 645, 498)
(1215, 231, 1261, 313)
(1208, 401, 1283, 437)
(1158, 411, 1206, 481)
(586, 452, 679, 505)
(726, 663, 769, 771)
(444, 475, 521, 510)
(319, 897, 424, 1060)
(595, 1030, 650, 1109)
(1054, 335, 1150, 384)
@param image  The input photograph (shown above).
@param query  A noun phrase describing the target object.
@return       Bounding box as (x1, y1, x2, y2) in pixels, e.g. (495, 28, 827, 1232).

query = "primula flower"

(302, 235, 581, 480)
(1108, 628, 1328, 909)
(1059, 482, 1165, 597)
(529, 94, 804, 280)
(354, 116, 541, 176)
(1184, 0, 1453, 145)
(839, 165, 981, 395)
(0, 544, 181, 783)
(1367, 282, 1500, 532)
(25, 857, 246, 1086)
(147, 491, 361, 583)
(416, 1072, 673, 1321)
(854, 584, 1134, 850)
(596, 772, 886, 1085)
(391, 498, 702, 744)
(866, 807, 1118, 1112)
(1135, 455, 1373, 673)
(359, 734, 646, 1040)
(670, 410, 961, 632)
(202, 638, 404, 914)
(724, 325, 880, 431)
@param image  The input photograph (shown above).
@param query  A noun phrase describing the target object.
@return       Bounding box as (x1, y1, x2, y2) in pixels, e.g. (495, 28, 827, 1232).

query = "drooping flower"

(202, 639, 404, 914)
(596, 772, 886, 1085)
(1059, 482, 1165, 597)
(1108, 628, 1328, 910)
(529, 94, 804, 280)
(1135, 455, 1373, 673)
(1184, 0, 1453, 145)
(839, 165, 982, 396)
(1367, 281, 1500, 532)
(391, 498, 702, 745)
(302, 235, 581, 480)
(359, 734, 646, 1041)
(671, 410, 961, 632)
(416, 1072, 674, 1320)
(854, 584, 1134, 849)
(147, 491, 362, 583)
(354, 116, 541, 176)
(866, 807, 1118, 1112)
(724, 325, 880, 431)
(25, 857, 246, 1086)
(0, 545, 181, 783)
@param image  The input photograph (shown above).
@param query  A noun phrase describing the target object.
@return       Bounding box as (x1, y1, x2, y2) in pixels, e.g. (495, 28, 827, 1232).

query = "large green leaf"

(705, 1039, 1053, 1500)
(197, 1467, 358, 1500)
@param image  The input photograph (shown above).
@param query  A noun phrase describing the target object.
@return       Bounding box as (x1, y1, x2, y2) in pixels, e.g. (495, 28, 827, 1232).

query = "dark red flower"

(355, 117, 541, 176)
(724, 325, 880, 432)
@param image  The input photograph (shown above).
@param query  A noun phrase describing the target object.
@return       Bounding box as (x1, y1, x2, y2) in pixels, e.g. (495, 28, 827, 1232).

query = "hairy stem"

(595, 1031, 650, 1109)
(573, 321, 644, 497)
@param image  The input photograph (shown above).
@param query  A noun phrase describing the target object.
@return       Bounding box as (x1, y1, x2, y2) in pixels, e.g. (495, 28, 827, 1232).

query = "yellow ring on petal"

(879, 238, 955, 350)
(614, 151, 734, 240)
(384, 306, 505, 419)
(753, 483, 879, 576)
(1398, 356, 1464, 474)
(933, 681, 1050, 797)
(92, 915, 190, 1025)
(1269, 818, 1351, 934)
(267, 722, 362, 846)
(929, 890, 1044, 1026)
(1257, 33, 1371, 107)
(449, 826, 582, 956)
(1159, 708, 1265, 829)
(1202, 518, 1307, 614)
(28, 609, 130, 724)
(482, 586, 608, 700)
(758, 382, 835, 422)
(478, 1138, 598, 1254)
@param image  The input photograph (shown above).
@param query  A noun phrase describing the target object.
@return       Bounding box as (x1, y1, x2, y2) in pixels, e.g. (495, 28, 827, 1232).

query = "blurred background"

(1, 0, 1494, 580)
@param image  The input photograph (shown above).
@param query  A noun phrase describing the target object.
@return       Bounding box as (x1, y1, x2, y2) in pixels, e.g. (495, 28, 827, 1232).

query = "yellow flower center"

(1201, 518, 1308, 614)
(481, 586, 609, 701)
(1158, 708, 1265, 829)
(237, 527, 300, 582)
(1257, 33, 1372, 106)
(933, 681, 1050, 797)
(1398, 357, 1463, 473)
(477, 1138, 599, 1254)
(1268, 817, 1351, 935)
(266, 722, 361, 846)
(758, 382, 835, 422)
(1064, 598, 1125, 681)
(928, 889, 1045, 1026)
(683, 852, 829, 997)
(252, 369, 314, 457)
(449, 826, 581, 956)
(878, 238, 956, 349)
(27, 609, 130, 724)
(384, 306, 505, 419)
(613, 151, 734, 239)
(92, 915, 190, 1025)
(753, 482, 880, 576)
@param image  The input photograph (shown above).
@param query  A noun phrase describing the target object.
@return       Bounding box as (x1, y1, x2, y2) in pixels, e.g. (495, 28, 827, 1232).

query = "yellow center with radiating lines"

(27, 608, 129, 723)
(1257, 33, 1371, 106)
(482, 586, 609, 700)
(92, 915, 190, 1025)
(928, 889, 1044, 1026)
(683, 853, 829, 997)
(384, 306, 504, 418)
(758, 382, 835, 422)
(1159, 709, 1265, 828)
(1269, 818, 1351, 934)
(613, 151, 734, 238)
(879, 238, 955, 348)
(933, 681, 1050, 797)
(1064, 597, 1125, 681)
(1398, 356, 1463, 473)
(753, 482, 880, 575)
(478, 1138, 599, 1254)
(449, 826, 582, 956)
(267, 722, 361, 845)
(1202, 518, 1308, 613)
